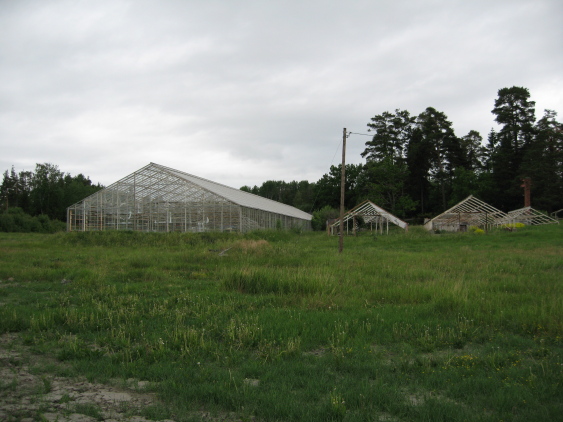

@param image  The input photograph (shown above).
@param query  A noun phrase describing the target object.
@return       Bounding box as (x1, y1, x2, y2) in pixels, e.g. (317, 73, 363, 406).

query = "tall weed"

(222, 267, 332, 295)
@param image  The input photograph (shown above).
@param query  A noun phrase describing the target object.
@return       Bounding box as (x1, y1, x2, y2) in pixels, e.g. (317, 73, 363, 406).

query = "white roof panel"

(152, 163, 312, 220)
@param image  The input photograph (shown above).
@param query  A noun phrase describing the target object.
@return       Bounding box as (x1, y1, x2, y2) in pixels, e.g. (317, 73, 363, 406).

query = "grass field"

(1, 225, 562, 421)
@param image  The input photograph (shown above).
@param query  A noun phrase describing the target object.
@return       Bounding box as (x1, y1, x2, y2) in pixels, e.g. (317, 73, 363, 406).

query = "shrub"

(0, 208, 65, 233)
(0, 213, 16, 232)
(311, 205, 339, 231)
(502, 223, 526, 228)
(468, 226, 485, 234)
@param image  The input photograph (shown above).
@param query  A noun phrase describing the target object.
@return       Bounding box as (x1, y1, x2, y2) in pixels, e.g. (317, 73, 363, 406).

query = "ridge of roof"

(150, 163, 312, 220)
(429, 195, 507, 222)
(328, 199, 408, 230)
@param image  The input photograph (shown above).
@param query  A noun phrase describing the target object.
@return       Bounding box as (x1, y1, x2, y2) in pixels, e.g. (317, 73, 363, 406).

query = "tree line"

(0, 163, 103, 224)
(2, 86, 560, 232)
(242, 87, 563, 229)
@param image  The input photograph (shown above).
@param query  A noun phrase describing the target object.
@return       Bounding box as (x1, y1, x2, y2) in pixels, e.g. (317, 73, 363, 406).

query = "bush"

(0, 207, 65, 233)
(502, 223, 526, 229)
(468, 226, 485, 234)
(311, 205, 339, 231)
(0, 213, 15, 232)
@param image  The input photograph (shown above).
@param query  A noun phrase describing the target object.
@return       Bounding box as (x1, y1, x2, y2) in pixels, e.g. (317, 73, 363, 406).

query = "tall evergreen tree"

(362, 109, 415, 165)
(490, 86, 537, 210)
(520, 109, 563, 212)
(405, 127, 433, 215)
(361, 109, 416, 212)
(361, 157, 417, 217)
(415, 107, 462, 211)
(0, 168, 16, 210)
(460, 130, 486, 171)
(492, 86, 536, 152)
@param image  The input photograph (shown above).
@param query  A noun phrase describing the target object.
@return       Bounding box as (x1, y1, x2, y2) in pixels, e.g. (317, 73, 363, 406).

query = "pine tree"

(405, 127, 433, 215)
(520, 110, 563, 212)
(415, 107, 462, 211)
(491, 86, 537, 210)
(460, 130, 486, 171)
(362, 109, 414, 165)
(492, 86, 536, 153)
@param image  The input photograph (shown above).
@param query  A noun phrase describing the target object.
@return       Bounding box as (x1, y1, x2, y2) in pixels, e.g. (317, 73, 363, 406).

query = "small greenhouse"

(66, 163, 312, 233)
(328, 200, 408, 235)
(423, 195, 507, 232)
(503, 207, 559, 226)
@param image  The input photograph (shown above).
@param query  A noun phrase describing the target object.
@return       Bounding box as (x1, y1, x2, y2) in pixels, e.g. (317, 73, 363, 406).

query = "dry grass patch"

(233, 239, 271, 254)
(303, 348, 326, 357)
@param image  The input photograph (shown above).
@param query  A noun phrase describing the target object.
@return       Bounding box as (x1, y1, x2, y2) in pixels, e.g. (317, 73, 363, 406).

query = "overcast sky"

(1, 0, 562, 188)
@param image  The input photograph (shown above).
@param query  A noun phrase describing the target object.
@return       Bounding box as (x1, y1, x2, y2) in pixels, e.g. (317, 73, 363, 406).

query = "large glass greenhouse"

(66, 163, 312, 233)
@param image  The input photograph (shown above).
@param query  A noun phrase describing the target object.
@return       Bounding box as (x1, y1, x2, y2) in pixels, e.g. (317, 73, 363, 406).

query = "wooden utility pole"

(339, 128, 347, 253)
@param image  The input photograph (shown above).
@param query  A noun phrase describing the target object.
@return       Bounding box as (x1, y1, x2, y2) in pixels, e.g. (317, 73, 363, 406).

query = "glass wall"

(66, 166, 311, 233)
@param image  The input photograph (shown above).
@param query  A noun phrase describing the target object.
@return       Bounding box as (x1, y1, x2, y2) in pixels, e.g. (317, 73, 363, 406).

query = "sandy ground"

(0, 332, 255, 422)
(0, 332, 175, 422)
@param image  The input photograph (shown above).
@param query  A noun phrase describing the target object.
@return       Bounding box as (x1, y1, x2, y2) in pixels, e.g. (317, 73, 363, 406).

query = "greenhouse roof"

(329, 200, 408, 230)
(424, 195, 507, 229)
(139, 163, 312, 220)
(504, 206, 559, 226)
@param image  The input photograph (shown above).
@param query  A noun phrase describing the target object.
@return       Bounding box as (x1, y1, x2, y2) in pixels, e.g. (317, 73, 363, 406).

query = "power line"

(348, 131, 373, 137)
(308, 130, 372, 214)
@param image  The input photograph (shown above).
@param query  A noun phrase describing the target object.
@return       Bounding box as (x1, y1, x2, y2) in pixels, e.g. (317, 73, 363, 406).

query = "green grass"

(71, 403, 105, 421)
(1, 226, 562, 421)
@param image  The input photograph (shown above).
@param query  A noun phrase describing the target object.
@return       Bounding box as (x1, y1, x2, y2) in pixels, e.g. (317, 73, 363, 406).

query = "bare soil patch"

(234, 240, 271, 254)
(0, 333, 173, 422)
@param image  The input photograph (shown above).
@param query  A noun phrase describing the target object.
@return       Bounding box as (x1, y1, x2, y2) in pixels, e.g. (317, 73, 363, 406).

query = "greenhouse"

(328, 200, 408, 235)
(66, 163, 312, 233)
(503, 206, 559, 226)
(423, 195, 507, 232)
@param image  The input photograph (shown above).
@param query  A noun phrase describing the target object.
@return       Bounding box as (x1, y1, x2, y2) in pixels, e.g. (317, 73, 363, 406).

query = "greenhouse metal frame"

(328, 200, 408, 235)
(66, 163, 312, 233)
(423, 195, 508, 232)
(502, 207, 560, 226)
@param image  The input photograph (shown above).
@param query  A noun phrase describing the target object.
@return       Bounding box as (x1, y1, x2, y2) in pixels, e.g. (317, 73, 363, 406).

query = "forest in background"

(1, 86, 561, 231)
(0, 163, 102, 231)
(242, 87, 563, 229)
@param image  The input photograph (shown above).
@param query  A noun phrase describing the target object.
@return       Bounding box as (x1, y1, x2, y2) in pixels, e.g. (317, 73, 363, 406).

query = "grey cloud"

(1, 0, 562, 187)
